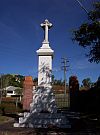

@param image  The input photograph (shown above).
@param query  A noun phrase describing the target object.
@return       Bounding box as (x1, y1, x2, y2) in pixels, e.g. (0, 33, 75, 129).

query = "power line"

(75, 0, 89, 15)
(75, 0, 98, 21)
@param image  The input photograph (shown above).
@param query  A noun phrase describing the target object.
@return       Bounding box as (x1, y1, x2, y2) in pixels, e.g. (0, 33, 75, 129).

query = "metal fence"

(55, 93, 70, 109)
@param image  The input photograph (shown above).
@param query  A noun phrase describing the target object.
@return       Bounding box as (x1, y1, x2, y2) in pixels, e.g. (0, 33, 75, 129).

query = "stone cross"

(41, 19, 52, 43)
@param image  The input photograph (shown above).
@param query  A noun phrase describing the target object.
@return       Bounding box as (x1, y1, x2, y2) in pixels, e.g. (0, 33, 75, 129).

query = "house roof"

(5, 86, 21, 91)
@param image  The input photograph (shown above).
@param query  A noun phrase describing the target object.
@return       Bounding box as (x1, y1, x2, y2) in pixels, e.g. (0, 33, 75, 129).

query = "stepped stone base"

(14, 113, 71, 128)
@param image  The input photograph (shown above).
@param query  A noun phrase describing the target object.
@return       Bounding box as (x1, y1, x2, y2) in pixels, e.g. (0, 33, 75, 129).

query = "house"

(5, 86, 22, 97)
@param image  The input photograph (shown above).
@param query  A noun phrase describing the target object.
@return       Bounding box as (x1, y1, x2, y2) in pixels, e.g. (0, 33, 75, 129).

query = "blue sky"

(0, 0, 100, 84)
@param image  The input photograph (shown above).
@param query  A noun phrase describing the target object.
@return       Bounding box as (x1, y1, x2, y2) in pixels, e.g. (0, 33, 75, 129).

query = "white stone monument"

(36, 19, 54, 86)
(14, 19, 71, 128)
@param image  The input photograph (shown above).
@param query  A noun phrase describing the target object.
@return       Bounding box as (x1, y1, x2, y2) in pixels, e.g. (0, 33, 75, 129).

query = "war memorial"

(14, 19, 71, 128)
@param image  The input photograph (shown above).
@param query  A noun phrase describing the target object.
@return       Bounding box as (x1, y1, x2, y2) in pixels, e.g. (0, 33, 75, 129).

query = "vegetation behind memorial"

(0, 74, 24, 114)
(72, 2, 100, 63)
(0, 74, 100, 114)
(0, 74, 24, 88)
(69, 76, 100, 113)
(71, 1, 100, 113)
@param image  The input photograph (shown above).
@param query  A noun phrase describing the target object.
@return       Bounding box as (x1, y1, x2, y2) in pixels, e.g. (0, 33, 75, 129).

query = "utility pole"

(61, 58, 69, 95)
(61, 58, 70, 108)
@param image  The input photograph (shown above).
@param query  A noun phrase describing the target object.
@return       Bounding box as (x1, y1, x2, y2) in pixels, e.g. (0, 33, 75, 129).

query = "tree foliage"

(15, 88, 23, 95)
(0, 74, 24, 88)
(73, 2, 100, 63)
(96, 76, 100, 87)
(69, 76, 79, 91)
(82, 78, 91, 88)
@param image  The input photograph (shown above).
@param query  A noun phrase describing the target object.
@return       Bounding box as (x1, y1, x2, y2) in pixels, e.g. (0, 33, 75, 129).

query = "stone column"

(36, 19, 54, 86)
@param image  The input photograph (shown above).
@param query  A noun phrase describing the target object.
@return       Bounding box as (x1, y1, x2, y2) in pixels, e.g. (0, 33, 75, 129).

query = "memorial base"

(14, 113, 71, 128)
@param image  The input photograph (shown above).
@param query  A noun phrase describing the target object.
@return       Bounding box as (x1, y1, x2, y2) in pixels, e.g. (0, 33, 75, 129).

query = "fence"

(55, 93, 70, 109)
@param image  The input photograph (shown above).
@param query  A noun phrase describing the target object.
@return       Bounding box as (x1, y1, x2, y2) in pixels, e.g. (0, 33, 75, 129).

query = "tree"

(0, 74, 24, 88)
(96, 76, 100, 87)
(69, 76, 79, 91)
(9, 75, 24, 88)
(73, 2, 100, 63)
(0, 74, 12, 88)
(82, 78, 91, 88)
(51, 75, 55, 84)
(15, 88, 23, 95)
(69, 76, 79, 110)
(33, 77, 38, 82)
